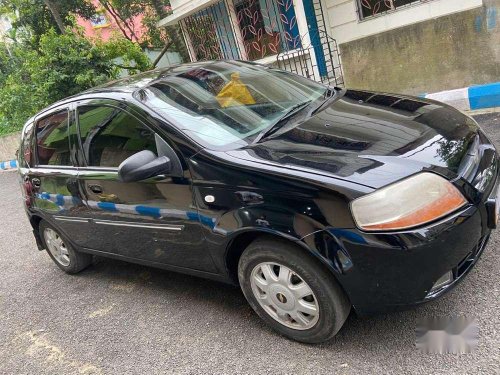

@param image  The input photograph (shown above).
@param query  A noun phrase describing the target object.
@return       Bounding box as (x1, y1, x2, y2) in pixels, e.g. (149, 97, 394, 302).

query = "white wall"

(116, 50, 183, 78)
(144, 49, 183, 68)
(324, 0, 484, 44)
(0, 132, 20, 161)
(159, 0, 217, 26)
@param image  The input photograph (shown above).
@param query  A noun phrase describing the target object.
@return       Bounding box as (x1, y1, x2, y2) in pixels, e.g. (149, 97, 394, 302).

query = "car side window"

(78, 105, 157, 168)
(36, 110, 71, 166)
(19, 121, 34, 168)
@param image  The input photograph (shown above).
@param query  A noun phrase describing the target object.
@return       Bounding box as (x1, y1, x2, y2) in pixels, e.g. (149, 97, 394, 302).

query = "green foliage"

(140, 7, 168, 48)
(0, 0, 96, 47)
(0, 28, 151, 132)
(96, 34, 151, 73)
(100, 0, 172, 48)
(0, 0, 177, 134)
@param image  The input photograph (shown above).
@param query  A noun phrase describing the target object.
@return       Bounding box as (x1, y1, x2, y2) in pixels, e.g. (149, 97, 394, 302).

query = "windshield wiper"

(253, 100, 312, 143)
(311, 86, 339, 115)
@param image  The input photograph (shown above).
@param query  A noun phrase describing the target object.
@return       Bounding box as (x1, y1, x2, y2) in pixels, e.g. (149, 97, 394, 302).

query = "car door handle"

(88, 184, 103, 194)
(235, 191, 264, 205)
(31, 178, 41, 189)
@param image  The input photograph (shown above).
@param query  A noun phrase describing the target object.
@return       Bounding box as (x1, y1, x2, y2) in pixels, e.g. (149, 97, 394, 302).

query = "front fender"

(199, 201, 355, 282)
(214, 204, 325, 240)
(216, 204, 356, 275)
(188, 152, 364, 281)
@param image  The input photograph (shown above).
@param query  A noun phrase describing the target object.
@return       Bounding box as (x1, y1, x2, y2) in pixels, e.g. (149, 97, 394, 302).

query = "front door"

(74, 101, 217, 273)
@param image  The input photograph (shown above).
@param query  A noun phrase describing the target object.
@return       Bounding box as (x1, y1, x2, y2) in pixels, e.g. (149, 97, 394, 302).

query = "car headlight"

(351, 172, 468, 231)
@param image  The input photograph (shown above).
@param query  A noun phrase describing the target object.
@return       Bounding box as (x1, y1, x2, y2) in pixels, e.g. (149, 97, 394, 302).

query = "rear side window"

(77, 105, 157, 168)
(36, 110, 71, 166)
(19, 122, 34, 168)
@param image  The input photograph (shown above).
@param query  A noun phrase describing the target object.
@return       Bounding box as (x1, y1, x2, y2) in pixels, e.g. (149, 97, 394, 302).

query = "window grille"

(356, 0, 435, 20)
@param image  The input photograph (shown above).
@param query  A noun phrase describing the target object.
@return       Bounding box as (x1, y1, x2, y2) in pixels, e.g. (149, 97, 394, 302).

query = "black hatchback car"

(18, 61, 499, 343)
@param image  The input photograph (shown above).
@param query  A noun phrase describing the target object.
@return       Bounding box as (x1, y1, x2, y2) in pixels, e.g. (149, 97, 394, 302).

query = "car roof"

(24, 60, 266, 128)
(85, 59, 265, 94)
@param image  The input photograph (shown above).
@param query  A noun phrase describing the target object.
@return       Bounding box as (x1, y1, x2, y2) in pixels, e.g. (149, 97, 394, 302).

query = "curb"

(423, 82, 500, 112)
(0, 160, 17, 171)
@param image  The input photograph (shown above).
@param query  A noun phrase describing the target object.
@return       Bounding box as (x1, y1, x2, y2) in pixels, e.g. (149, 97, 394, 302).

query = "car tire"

(238, 236, 350, 344)
(39, 220, 93, 274)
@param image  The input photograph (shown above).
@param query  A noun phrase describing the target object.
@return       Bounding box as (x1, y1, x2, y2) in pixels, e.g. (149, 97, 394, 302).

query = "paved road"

(0, 113, 499, 374)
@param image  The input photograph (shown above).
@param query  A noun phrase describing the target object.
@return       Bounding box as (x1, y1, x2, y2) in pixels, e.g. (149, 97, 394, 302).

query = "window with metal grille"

(183, 0, 240, 61)
(357, 0, 436, 20)
(234, 0, 301, 60)
(182, 0, 301, 62)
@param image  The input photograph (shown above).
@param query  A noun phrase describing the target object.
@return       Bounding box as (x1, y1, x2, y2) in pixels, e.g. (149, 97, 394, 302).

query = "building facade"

(76, 0, 148, 43)
(76, 0, 181, 70)
(158, 0, 499, 94)
(158, 0, 346, 86)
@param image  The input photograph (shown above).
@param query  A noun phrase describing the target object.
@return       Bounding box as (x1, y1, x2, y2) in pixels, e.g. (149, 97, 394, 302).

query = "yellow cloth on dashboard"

(216, 72, 256, 108)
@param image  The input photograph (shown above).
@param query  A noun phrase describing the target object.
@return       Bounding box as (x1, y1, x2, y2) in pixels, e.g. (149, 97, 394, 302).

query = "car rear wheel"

(238, 237, 350, 343)
(40, 220, 92, 274)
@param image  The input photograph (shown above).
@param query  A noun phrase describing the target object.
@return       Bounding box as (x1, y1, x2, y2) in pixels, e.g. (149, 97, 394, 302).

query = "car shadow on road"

(75, 255, 464, 353)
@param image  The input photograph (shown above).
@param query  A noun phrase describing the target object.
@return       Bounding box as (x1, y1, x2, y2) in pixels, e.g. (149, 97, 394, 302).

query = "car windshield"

(136, 61, 327, 150)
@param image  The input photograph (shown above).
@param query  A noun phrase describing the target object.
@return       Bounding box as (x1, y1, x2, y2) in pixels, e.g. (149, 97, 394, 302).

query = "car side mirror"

(118, 150, 172, 182)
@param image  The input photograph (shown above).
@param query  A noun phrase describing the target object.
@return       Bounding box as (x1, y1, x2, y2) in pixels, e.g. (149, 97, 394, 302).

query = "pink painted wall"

(76, 0, 147, 42)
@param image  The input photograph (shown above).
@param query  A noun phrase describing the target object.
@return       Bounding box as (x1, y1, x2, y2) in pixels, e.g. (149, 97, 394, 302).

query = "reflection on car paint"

(0, 160, 18, 170)
(329, 228, 367, 245)
(36, 192, 81, 209)
(36, 192, 217, 228)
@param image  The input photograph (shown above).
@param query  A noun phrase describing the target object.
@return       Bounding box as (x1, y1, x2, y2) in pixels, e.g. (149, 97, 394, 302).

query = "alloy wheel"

(43, 228, 71, 267)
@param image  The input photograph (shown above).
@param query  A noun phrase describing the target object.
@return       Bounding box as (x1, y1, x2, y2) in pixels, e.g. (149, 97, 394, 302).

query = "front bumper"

(329, 174, 498, 315)
(328, 134, 499, 315)
(335, 206, 490, 315)
(423, 233, 490, 300)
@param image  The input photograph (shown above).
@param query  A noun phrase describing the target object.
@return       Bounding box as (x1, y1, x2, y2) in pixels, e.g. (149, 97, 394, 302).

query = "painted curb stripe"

(0, 160, 17, 170)
(425, 81, 500, 111)
(97, 202, 119, 212)
(468, 82, 500, 110)
(135, 205, 162, 218)
(56, 194, 65, 207)
(425, 87, 470, 111)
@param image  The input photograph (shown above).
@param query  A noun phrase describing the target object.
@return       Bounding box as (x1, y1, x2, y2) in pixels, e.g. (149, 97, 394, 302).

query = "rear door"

(74, 99, 216, 272)
(28, 105, 89, 245)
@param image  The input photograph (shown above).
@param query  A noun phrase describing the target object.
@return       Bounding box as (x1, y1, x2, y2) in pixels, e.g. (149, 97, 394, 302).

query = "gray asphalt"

(0, 113, 499, 374)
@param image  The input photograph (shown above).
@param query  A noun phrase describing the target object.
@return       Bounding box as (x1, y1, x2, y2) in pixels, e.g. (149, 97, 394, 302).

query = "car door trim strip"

(54, 216, 91, 223)
(94, 219, 184, 231)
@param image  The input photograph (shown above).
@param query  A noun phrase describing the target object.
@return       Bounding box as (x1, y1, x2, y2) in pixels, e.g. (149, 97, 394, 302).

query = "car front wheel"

(238, 237, 350, 343)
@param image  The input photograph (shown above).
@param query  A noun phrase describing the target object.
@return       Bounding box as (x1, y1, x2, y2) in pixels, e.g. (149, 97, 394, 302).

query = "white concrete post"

(225, 0, 248, 60)
(179, 19, 197, 62)
(291, 0, 321, 80)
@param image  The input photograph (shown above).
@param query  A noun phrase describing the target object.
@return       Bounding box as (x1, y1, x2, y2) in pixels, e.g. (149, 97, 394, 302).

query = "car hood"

(226, 89, 479, 189)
